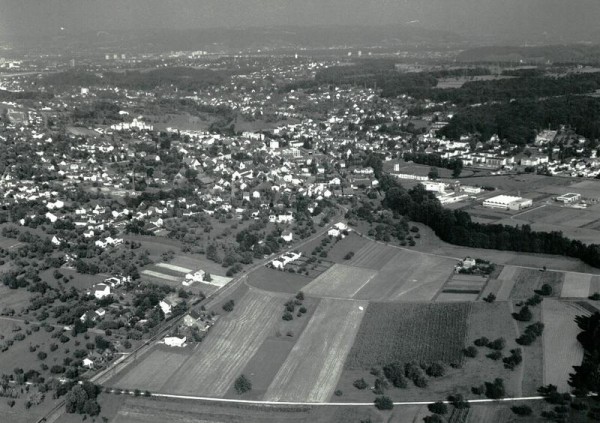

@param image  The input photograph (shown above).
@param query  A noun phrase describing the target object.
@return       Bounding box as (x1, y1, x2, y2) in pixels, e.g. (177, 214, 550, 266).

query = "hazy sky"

(1, 0, 599, 43)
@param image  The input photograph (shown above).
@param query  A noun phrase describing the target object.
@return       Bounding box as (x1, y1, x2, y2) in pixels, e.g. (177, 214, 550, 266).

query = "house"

(159, 300, 172, 315)
(462, 257, 476, 269)
(92, 283, 111, 299)
(281, 231, 293, 242)
(82, 358, 94, 369)
(328, 228, 341, 237)
(183, 270, 206, 286)
(164, 336, 186, 347)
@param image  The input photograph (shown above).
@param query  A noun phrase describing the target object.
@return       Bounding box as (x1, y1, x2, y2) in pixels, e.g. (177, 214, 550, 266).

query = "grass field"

(514, 302, 544, 395)
(345, 302, 471, 369)
(264, 298, 367, 402)
(347, 241, 399, 269)
(437, 274, 487, 302)
(0, 285, 32, 313)
(302, 264, 377, 299)
(509, 268, 564, 299)
(560, 272, 593, 298)
(354, 249, 456, 302)
(246, 266, 313, 294)
(112, 289, 283, 396)
(542, 300, 589, 392)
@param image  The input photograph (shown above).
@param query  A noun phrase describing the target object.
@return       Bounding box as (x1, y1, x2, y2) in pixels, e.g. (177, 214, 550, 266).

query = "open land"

(542, 299, 590, 391)
(509, 268, 563, 299)
(110, 289, 284, 396)
(264, 298, 367, 402)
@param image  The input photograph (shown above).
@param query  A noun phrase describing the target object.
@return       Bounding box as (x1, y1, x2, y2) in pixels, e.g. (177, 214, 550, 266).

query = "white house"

(82, 358, 94, 369)
(164, 336, 186, 347)
(183, 270, 205, 286)
(92, 283, 111, 299)
(281, 231, 293, 242)
(159, 300, 172, 315)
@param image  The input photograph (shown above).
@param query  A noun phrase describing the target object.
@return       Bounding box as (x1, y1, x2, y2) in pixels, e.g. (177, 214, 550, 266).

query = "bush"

(344, 252, 355, 260)
(383, 363, 407, 388)
(511, 405, 533, 416)
(353, 378, 368, 390)
(37, 351, 47, 360)
(222, 300, 235, 312)
(374, 396, 394, 410)
(463, 346, 478, 358)
(483, 293, 496, 303)
(423, 415, 443, 423)
(282, 312, 293, 321)
(427, 401, 448, 415)
(426, 362, 445, 378)
(486, 350, 502, 361)
(512, 306, 532, 322)
(503, 348, 523, 370)
(474, 337, 489, 347)
(234, 375, 252, 394)
(484, 378, 505, 399)
(448, 393, 470, 409)
(589, 292, 600, 301)
(526, 294, 543, 306)
(537, 283, 553, 296)
(488, 337, 506, 350)
(334, 389, 343, 396)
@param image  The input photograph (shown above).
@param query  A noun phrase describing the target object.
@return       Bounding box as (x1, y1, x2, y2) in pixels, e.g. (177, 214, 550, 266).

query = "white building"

(556, 193, 581, 204)
(164, 336, 186, 347)
(483, 195, 532, 210)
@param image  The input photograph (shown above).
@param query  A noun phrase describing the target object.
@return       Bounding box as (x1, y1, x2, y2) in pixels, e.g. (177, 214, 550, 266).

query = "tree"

(512, 306, 532, 322)
(353, 378, 368, 390)
(234, 375, 252, 394)
(484, 378, 505, 399)
(383, 362, 407, 388)
(428, 401, 448, 415)
(511, 405, 532, 416)
(423, 415, 444, 423)
(374, 396, 394, 410)
(428, 167, 439, 180)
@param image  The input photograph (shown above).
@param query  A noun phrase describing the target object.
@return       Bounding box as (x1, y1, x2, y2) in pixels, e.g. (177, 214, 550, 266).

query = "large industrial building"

(483, 195, 533, 210)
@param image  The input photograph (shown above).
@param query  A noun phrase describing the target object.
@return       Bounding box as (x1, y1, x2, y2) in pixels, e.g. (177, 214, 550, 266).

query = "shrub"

(426, 362, 445, 378)
(383, 363, 407, 388)
(486, 350, 502, 361)
(474, 337, 490, 347)
(512, 306, 532, 322)
(471, 384, 485, 395)
(37, 351, 47, 360)
(526, 294, 543, 306)
(511, 405, 532, 416)
(353, 378, 368, 390)
(483, 293, 496, 303)
(427, 401, 448, 415)
(503, 348, 522, 370)
(448, 393, 470, 409)
(484, 378, 505, 399)
(423, 415, 443, 423)
(282, 312, 293, 321)
(487, 337, 506, 350)
(537, 283, 553, 296)
(234, 375, 252, 394)
(344, 252, 355, 260)
(589, 292, 600, 301)
(222, 300, 235, 312)
(463, 346, 478, 358)
(374, 396, 394, 410)
(334, 390, 343, 396)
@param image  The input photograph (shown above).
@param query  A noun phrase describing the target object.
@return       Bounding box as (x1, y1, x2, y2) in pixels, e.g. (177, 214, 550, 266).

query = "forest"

(570, 312, 600, 394)
(438, 96, 600, 145)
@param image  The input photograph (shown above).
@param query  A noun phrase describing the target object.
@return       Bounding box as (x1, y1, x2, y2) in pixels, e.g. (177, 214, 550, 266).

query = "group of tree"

(403, 152, 463, 178)
(570, 312, 600, 393)
(64, 381, 101, 416)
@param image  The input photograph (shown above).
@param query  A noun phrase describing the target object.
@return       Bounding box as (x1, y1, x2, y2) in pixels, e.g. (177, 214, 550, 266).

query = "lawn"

(302, 264, 377, 299)
(246, 266, 313, 294)
(345, 302, 471, 370)
(560, 272, 593, 298)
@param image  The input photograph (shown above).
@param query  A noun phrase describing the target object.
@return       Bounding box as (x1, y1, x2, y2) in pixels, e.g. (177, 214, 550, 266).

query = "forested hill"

(374, 171, 600, 269)
(438, 96, 600, 145)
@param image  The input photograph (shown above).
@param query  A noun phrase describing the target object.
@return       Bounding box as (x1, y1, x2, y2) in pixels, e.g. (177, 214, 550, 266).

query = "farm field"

(298, 232, 369, 263)
(229, 297, 320, 400)
(542, 300, 589, 392)
(263, 298, 367, 402)
(345, 302, 471, 370)
(560, 272, 593, 298)
(336, 301, 523, 403)
(111, 289, 283, 396)
(246, 266, 312, 294)
(354, 249, 456, 302)
(515, 303, 544, 395)
(347, 241, 399, 269)
(493, 266, 519, 300)
(509, 268, 564, 299)
(302, 264, 377, 299)
(436, 274, 488, 302)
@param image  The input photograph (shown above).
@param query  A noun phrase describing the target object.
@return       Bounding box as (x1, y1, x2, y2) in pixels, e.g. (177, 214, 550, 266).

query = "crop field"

(509, 268, 564, 299)
(493, 265, 518, 300)
(140, 269, 181, 283)
(542, 300, 589, 391)
(345, 302, 471, 369)
(561, 272, 593, 298)
(353, 249, 456, 301)
(437, 274, 487, 302)
(510, 205, 599, 228)
(347, 241, 399, 269)
(112, 289, 283, 396)
(263, 298, 367, 402)
(302, 264, 377, 299)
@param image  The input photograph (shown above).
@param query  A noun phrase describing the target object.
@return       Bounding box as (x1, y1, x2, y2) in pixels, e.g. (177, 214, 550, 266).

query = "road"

(37, 211, 344, 423)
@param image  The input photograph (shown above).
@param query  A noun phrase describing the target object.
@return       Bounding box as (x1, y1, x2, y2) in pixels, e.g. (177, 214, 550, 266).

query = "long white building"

(483, 195, 532, 210)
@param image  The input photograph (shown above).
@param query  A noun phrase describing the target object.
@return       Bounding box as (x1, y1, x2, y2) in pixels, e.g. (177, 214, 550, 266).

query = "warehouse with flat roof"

(483, 195, 533, 210)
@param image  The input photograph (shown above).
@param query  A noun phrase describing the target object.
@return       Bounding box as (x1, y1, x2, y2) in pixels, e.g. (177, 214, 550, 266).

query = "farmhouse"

(183, 270, 205, 286)
(91, 283, 111, 299)
(483, 195, 532, 210)
(164, 336, 186, 347)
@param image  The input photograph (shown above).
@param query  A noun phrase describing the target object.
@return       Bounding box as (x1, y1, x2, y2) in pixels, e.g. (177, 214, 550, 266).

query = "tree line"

(402, 152, 463, 177)
(377, 173, 600, 269)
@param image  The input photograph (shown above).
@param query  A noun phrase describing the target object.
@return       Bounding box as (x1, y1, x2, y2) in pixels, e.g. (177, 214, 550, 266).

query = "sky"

(1, 0, 600, 44)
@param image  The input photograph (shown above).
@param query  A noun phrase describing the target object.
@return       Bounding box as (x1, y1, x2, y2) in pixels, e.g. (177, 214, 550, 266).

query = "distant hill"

(456, 45, 600, 64)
